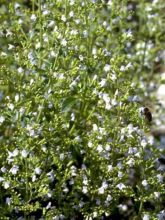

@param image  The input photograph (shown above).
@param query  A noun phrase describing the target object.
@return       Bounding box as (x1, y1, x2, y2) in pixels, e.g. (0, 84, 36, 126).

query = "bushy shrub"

(0, 0, 164, 219)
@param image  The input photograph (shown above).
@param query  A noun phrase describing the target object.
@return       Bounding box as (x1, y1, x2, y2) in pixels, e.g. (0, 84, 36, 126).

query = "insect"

(143, 107, 152, 123)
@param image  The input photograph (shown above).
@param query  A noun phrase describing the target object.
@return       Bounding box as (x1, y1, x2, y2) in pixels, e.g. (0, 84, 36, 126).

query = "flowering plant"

(0, 0, 164, 219)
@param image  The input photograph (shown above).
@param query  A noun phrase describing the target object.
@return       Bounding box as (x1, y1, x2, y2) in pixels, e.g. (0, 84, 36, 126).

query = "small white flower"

(118, 204, 128, 211)
(88, 141, 93, 148)
(43, 10, 50, 15)
(157, 210, 165, 220)
(48, 20, 55, 27)
(35, 167, 42, 175)
(82, 186, 88, 194)
(126, 158, 135, 167)
(110, 73, 117, 81)
(142, 179, 148, 187)
(8, 149, 19, 158)
(35, 42, 41, 49)
(83, 30, 88, 38)
(69, 11, 74, 17)
(142, 214, 150, 220)
(0, 116, 5, 123)
(99, 78, 106, 87)
(93, 124, 98, 131)
(6, 197, 11, 205)
(118, 171, 123, 178)
(79, 55, 84, 61)
(106, 194, 112, 202)
(108, 165, 113, 171)
(104, 64, 111, 72)
(10, 165, 19, 175)
(61, 39, 67, 46)
(141, 139, 147, 148)
(154, 192, 160, 198)
(31, 14, 37, 21)
(61, 15, 66, 22)
(46, 202, 51, 209)
(157, 174, 163, 183)
(0, 177, 4, 182)
(111, 99, 117, 106)
(98, 187, 105, 194)
(97, 145, 103, 153)
(120, 65, 125, 71)
(1, 167, 6, 173)
(8, 103, 14, 110)
(8, 44, 15, 50)
(32, 175, 36, 182)
(3, 181, 10, 189)
(21, 150, 28, 158)
(69, 0, 75, 5)
(116, 183, 126, 190)
(15, 94, 19, 102)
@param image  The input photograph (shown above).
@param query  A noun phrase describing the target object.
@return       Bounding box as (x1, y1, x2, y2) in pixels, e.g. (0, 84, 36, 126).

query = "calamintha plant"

(0, 0, 164, 219)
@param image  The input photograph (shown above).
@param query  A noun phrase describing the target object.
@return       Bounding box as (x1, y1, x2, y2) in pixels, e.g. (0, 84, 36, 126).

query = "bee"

(143, 107, 152, 123)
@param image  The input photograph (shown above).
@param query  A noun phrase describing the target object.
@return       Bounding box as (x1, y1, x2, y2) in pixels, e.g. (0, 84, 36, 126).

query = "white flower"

(32, 175, 36, 182)
(69, 0, 75, 5)
(21, 150, 28, 158)
(154, 192, 160, 198)
(35, 167, 42, 175)
(0, 116, 5, 123)
(46, 202, 51, 209)
(106, 194, 112, 202)
(88, 141, 93, 148)
(0, 177, 4, 182)
(142, 179, 148, 187)
(108, 165, 113, 171)
(79, 55, 84, 61)
(1, 167, 6, 173)
(157, 210, 165, 220)
(61, 39, 67, 46)
(15, 94, 19, 102)
(43, 10, 50, 15)
(111, 99, 117, 106)
(6, 197, 11, 205)
(61, 15, 66, 22)
(35, 42, 41, 49)
(98, 181, 108, 194)
(48, 20, 55, 27)
(118, 204, 128, 211)
(104, 64, 111, 72)
(8, 44, 15, 50)
(142, 214, 150, 220)
(97, 145, 103, 153)
(98, 187, 105, 194)
(110, 73, 117, 81)
(116, 183, 126, 190)
(69, 11, 74, 17)
(120, 65, 125, 71)
(99, 78, 106, 87)
(126, 158, 135, 167)
(83, 30, 88, 38)
(3, 181, 10, 189)
(31, 14, 37, 21)
(8, 103, 14, 110)
(157, 174, 163, 183)
(118, 171, 123, 178)
(141, 139, 147, 148)
(8, 149, 19, 158)
(82, 186, 88, 194)
(93, 124, 98, 131)
(10, 165, 19, 175)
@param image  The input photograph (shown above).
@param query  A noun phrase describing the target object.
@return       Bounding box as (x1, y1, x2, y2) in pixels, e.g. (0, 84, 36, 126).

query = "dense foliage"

(0, 0, 165, 219)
